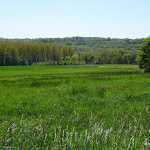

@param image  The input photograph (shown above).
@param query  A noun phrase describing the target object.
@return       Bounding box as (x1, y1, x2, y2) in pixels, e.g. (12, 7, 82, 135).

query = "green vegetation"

(0, 41, 137, 66)
(0, 65, 150, 149)
(138, 37, 150, 72)
(78, 49, 137, 65)
(0, 42, 74, 66)
(0, 37, 145, 51)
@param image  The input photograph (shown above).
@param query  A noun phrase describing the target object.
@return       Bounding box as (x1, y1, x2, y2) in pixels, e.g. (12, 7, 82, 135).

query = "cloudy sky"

(0, 0, 150, 39)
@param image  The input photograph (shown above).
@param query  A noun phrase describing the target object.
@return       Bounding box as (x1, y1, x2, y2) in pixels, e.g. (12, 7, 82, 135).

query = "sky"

(0, 0, 150, 39)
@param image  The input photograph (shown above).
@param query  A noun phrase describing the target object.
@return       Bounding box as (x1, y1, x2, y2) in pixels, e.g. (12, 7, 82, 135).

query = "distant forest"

(0, 37, 145, 66)
(0, 37, 145, 51)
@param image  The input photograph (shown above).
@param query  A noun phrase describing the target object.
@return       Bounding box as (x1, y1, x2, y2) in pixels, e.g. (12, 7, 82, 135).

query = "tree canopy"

(0, 41, 138, 66)
(0, 42, 74, 66)
(138, 37, 150, 72)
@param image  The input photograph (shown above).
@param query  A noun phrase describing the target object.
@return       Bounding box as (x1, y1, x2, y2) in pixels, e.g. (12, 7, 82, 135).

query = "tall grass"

(0, 65, 150, 149)
(0, 110, 150, 149)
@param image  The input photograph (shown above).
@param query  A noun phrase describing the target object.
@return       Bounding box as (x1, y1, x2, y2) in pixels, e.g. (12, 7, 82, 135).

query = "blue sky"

(0, 0, 150, 39)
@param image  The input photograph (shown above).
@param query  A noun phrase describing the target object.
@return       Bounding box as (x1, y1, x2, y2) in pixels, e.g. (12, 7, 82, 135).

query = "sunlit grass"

(98, 65, 138, 69)
(0, 65, 150, 149)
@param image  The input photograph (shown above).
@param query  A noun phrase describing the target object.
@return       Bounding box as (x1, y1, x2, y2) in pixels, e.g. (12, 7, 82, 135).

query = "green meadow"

(0, 65, 150, 149)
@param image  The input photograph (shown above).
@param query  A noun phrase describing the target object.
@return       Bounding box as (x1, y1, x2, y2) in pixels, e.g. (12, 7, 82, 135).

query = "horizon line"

(0, 36, 148, 40)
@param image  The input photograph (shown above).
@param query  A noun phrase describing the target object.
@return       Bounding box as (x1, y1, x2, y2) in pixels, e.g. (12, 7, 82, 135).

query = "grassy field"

(0, 65, 150, 149)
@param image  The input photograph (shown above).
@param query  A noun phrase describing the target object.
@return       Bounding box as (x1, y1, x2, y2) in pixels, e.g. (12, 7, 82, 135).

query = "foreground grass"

(0, 65, 150, 149)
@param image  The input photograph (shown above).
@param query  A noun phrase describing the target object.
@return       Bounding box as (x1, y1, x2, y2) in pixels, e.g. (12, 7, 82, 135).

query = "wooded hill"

(0, 37, 146, 51)
(0, 41, 138, 66)
(0, 37, 144, 66)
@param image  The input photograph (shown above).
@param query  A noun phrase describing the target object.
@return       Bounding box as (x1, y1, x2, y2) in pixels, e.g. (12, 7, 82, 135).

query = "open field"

(0, 65, 150, 149)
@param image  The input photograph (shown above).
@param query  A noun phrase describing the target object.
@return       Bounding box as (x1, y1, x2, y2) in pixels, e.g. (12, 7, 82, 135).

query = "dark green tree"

(138, 37, 150, 72)
(0, 45, 5, 66)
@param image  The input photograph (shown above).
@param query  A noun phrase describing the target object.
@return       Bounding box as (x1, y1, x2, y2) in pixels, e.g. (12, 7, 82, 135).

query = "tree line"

(0, 42, 138, 66)
(77, 50, 137, 65)
(0, 42, 74, 66)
